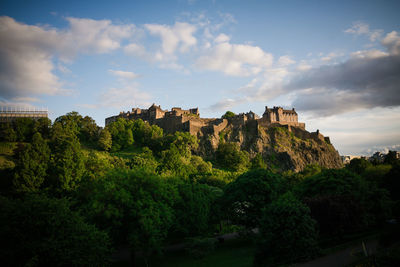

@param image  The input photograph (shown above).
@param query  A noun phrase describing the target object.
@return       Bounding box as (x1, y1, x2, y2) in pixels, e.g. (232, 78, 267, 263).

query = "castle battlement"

(105, 104, 306, 136)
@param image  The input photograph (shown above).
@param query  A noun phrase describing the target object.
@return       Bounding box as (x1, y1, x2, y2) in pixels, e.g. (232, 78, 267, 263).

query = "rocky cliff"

(197, 121, 343, 172)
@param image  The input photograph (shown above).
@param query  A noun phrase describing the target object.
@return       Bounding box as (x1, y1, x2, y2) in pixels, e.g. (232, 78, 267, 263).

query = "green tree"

(80, 115, 99, 143)
(216, 142, 250, 172)
(384, 150, 400, 165)
(14, 117, 35, 141)
(83, 151, 113, 180)
(13, 132, 50, 192)
(98, 128, 112, 151)
(254, 192, 319, 266)
(0, 123, 17, 142)
(346, 158, 372, 175)
(79, 169, 176, 261)
(33, 117, 52, 139)
(0, 194, 111, 266)
(54, 111, 82, 137)
(297, 169, 390, 235)
(107, 118, 136, 151)
(222, 169, 283, 228)
(48, 124, 84, 192)
(221, 111, 236, 119)
(173, 182, 222, 237)
(250, 153, 267, 169)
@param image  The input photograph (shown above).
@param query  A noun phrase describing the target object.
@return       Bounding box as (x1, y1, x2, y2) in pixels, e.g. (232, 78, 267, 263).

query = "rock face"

(197, 121, 343, 172)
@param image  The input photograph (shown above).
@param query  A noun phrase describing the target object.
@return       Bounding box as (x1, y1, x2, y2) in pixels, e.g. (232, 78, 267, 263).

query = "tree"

(13, 132, 50, 192)
(172, 182, 222, 237)
(221, 111, 236, 119)
(384, 150, 400, 165)
(0, 123, 17, 142)
(13, 118, 35, 141)
(78, 169, 176, 262)
(222, 169, 283, 228)
(98, 128, 112, 151)
(346, 158, 372, 175)
(216, 142, 250, 172)
(107, 118, 136, 151)
(48, 123, 84, 192)
(0, 194, 111, 266)
(33, 117, 52, 139)
(80, 115, 99, 143)
(250, 153, 267, 169)
(54, 111, 82, 137)
(296, 169, 390, 235)
(254, 192, 319, 266)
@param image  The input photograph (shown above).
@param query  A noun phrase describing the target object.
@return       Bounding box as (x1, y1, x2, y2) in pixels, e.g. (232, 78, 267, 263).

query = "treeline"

(0, 112, 399, 266)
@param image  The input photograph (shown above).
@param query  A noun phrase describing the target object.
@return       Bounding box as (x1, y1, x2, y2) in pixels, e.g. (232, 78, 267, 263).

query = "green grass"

(114, 239, 256, 267)
(0, 142, 17, 169)
(0, 142, 17, 156)
(0, 155, 15, 169)
(111, 146, 144, 159)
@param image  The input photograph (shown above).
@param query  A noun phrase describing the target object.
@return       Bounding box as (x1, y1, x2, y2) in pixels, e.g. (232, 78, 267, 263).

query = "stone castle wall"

(105, 104, 308, 138)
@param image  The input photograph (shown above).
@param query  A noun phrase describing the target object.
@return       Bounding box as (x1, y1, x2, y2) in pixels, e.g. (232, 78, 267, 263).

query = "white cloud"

(0, 16, 136, 102)
(304, 107, 400, 155)
(344, 22, 383, 42)
(108, 69, 140, 79)
(278, 55, 295, 66)
(214, 33, 230, 43)
(145, 22, 197, 55)
(296, 61, 312, 71)
(209, 98, 246, 111)
(62, 17, 136, 56)
(344, 22, 370, 35)
(350, 49, 388, 59)
(196, 42, 273, 76)
(100, 84, 151, 108)
(382, 31, 400, 55)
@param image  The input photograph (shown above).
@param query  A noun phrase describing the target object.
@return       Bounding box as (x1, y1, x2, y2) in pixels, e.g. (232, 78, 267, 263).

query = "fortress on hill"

(104, 104, 333, 143)
(105, 104, 305, 132)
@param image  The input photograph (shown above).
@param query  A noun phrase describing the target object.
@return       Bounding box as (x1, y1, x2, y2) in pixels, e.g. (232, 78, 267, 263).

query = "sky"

(0, 0, 399, 156)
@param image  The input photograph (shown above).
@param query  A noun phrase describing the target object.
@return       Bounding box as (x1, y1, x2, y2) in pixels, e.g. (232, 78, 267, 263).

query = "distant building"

(340, 155, 366, 164)
(0, 107, 48, 123)
(369, 152, 386, 163)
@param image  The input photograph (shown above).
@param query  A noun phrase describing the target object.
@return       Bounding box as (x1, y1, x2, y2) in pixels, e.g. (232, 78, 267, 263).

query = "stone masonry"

(105, 104, 329, 142)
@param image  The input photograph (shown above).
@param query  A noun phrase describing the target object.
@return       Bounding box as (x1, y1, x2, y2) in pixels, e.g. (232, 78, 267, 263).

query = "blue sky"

(1, 0, 399, 155)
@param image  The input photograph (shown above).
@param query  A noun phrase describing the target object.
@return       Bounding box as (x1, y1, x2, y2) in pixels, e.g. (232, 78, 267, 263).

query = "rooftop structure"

(0, 106, 48, 123)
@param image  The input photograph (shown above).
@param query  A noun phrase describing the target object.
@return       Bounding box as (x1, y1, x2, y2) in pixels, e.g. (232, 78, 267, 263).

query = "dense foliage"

(0, 113, 398, 266)
(254, 192, 319, 266)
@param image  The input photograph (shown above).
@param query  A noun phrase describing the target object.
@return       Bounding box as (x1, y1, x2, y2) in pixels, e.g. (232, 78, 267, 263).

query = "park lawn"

(151, 239, 255, 267)
(111, 145, 144, 159)
(113, 239, 256, 267)
(0, 142, 16, 169)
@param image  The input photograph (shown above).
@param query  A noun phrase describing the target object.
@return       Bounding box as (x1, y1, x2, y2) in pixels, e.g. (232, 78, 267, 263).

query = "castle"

(105, 104, 312, 136)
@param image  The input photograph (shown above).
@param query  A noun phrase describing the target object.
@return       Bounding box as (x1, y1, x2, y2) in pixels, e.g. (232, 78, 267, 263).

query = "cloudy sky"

(1, 0, 399, 155)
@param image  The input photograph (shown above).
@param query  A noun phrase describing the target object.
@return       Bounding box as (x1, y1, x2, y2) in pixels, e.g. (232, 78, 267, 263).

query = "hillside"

(198, 121, 343, 172)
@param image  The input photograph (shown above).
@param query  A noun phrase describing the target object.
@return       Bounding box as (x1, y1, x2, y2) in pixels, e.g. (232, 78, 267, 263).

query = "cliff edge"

(198, 121, 343, 172)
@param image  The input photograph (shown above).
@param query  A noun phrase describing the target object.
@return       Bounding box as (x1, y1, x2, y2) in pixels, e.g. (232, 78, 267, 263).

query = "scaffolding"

(0, 106, 48, 122)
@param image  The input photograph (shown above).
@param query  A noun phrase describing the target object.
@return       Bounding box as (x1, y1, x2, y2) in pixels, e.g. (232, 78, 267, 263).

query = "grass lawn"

(111, 146, 144, 159)
(113, 239, 256, 267)
(0, 142, 16, 169)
